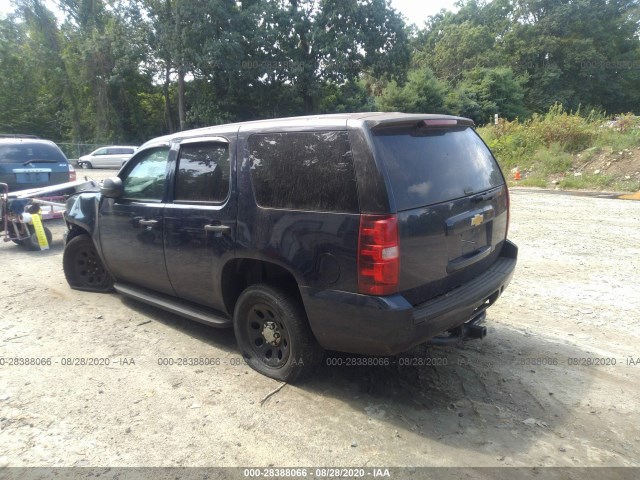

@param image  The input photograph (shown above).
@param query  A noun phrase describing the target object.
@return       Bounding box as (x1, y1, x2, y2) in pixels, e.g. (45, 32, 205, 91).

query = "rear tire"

(63, 234, 114, 292)
(233, 284, 323, 383)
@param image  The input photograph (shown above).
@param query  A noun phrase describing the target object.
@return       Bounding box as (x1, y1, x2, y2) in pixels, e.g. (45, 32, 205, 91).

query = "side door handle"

(204, 224, 231, 234)
(139, 219, 158, 226)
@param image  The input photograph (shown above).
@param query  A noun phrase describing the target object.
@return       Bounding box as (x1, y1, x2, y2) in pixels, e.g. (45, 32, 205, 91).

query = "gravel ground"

(1, 171, 639, 470)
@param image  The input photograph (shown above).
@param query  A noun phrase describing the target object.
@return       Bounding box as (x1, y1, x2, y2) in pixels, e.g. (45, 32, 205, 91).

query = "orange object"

(514, 169, 521, 181)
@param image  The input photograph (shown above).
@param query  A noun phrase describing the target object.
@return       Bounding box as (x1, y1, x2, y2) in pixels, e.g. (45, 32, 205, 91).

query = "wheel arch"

(221, 258, 303, 317)
(65, 224, 90, 244)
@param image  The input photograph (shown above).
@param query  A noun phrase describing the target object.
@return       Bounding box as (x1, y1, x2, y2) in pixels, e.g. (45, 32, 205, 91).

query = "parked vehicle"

(62, 113, 518, 382)
(78, 146, 137, 169)
(1, 179, 98, 250)
(0, 136, 76, 192)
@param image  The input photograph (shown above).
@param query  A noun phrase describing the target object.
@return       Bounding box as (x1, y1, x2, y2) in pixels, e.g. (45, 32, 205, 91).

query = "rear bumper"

(301, 240, 518, 355)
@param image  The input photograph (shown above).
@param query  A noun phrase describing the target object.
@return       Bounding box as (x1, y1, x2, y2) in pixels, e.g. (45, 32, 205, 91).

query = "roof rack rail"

(0, 134, 40, 139)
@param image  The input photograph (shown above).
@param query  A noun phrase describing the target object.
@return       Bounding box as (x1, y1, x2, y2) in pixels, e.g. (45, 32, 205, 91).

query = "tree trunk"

(164, 62, 174, 133)
(177, 65, 186, 131)
(302, 87, 313, 114)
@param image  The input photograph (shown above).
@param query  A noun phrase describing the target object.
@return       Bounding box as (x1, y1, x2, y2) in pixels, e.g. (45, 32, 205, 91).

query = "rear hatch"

(0, 141, 70, 192)
(371, 119, 509, 306)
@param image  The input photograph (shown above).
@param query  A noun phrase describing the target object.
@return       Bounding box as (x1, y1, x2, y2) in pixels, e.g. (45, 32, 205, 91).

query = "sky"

(390, 0, 459, 26)
(0, 0, 460, 27)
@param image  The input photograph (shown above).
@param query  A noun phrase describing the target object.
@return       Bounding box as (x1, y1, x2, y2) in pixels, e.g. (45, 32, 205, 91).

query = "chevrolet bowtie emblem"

(471, 214, 484, 227)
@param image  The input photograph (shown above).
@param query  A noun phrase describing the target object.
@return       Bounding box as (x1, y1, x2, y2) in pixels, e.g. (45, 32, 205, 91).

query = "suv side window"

(175, 142, 230, 203)
(248, 131, 359, 213)
(94, 148, 108, 156)
(122, 147, 170, 201)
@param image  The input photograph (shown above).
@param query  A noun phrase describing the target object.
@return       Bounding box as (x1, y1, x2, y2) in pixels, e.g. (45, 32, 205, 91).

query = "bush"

(527, 104, 594, 153)
(478, 104, 640, 192)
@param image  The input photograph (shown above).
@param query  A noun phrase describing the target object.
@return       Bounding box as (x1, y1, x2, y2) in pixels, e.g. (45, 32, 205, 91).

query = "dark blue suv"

(0, 136, 75, 192)
(63, 113, 517, 382)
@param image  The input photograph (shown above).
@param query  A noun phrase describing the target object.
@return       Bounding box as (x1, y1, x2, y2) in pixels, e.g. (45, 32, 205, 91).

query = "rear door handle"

(139, 219, 158, 226)
(446, 245, 492, 273)
(204, 224, 231, 234)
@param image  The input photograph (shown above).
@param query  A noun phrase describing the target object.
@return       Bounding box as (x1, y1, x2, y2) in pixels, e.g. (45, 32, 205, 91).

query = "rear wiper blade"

(22, 159, 59, 165)
(472, 192, 495, 203)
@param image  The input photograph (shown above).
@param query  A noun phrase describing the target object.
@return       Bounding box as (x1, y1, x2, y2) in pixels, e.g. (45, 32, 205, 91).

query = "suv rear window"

(373, 126, 503, 210)
(0, 143, 67, 164)
(248, 131, 359, 213)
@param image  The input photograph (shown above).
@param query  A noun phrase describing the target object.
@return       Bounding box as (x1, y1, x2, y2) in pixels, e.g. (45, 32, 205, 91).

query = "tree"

(501, 0, 640, 112)
(446, 67, 528, 123)
(376, 68, 447, 113)
(415, 0, 640, 115)
(0, 17, 44, 135)
(270, 0, 410, 113)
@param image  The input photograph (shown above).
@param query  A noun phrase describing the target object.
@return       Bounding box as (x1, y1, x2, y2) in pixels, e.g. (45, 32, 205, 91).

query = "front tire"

(63, 234, 114, 292)
(25, 226, 52, 251)
(81, 161, 92, 169)
(233, 284, 323, 383)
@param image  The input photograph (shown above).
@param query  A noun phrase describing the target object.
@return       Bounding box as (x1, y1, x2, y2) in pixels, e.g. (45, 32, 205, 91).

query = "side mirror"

(100, 177, 124, 198)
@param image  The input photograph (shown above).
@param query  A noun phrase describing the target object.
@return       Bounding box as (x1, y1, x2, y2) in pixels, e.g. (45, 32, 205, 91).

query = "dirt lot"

(1, 170, 639, 469)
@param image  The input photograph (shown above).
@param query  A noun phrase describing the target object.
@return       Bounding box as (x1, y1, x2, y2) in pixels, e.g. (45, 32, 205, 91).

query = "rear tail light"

(505, 184, 510, 238)
(68, 164, 76, 182)
(358, 214, 399, 296)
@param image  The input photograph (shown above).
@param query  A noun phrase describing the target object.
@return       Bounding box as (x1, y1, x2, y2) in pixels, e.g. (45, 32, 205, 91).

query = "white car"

(78, 146, 137, 169)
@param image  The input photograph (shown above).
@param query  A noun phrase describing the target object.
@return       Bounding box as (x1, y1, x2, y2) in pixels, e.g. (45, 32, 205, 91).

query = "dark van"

(63, 113, 517, 382)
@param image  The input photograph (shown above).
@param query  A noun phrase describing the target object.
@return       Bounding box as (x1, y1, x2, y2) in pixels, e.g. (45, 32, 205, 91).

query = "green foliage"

(593, 128, 640, 152)
(415, 20, 497, 83)
(517, 175, 548, 188)
(1, 0, 640, 150)
(318, 81, 373, 114)
(445, 67, 529, 123)
(478, 104, 640, 191)
(416, 0, 640, 115)
(375, 69, 446, 113)
(531, 143, 573, 174)
(557, 174, 640, 191)
(526, 104, 595, 153)
(480, 104, 597, 172)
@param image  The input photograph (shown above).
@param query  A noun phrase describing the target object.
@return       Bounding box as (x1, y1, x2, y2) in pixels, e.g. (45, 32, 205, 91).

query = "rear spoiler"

(368, 117, 475, 132)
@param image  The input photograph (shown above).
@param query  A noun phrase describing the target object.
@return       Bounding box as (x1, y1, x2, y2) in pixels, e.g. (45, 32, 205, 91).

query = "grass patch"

(531, 143, 573, 175)
(578, 146, 601, 163)
(592, 129, 640, 152)
(516, 176, 548, 188)
(559, 174, 618, 190)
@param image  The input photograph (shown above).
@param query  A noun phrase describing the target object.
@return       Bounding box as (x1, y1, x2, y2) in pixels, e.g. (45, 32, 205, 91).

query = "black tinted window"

(373, 127, 504, 210)
(122, 147, 169, 201)
(175, 143, 230, 203)
(249, 132, 359, 213)
(0, 143, 67, 164)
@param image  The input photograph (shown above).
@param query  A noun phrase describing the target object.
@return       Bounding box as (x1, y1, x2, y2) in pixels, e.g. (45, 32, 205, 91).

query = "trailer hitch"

(427, 311, 488, 346)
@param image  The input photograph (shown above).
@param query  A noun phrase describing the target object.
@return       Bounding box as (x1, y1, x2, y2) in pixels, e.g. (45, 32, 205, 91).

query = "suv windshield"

(373, 126, 504, 210)
(0, 143, 67, 164)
